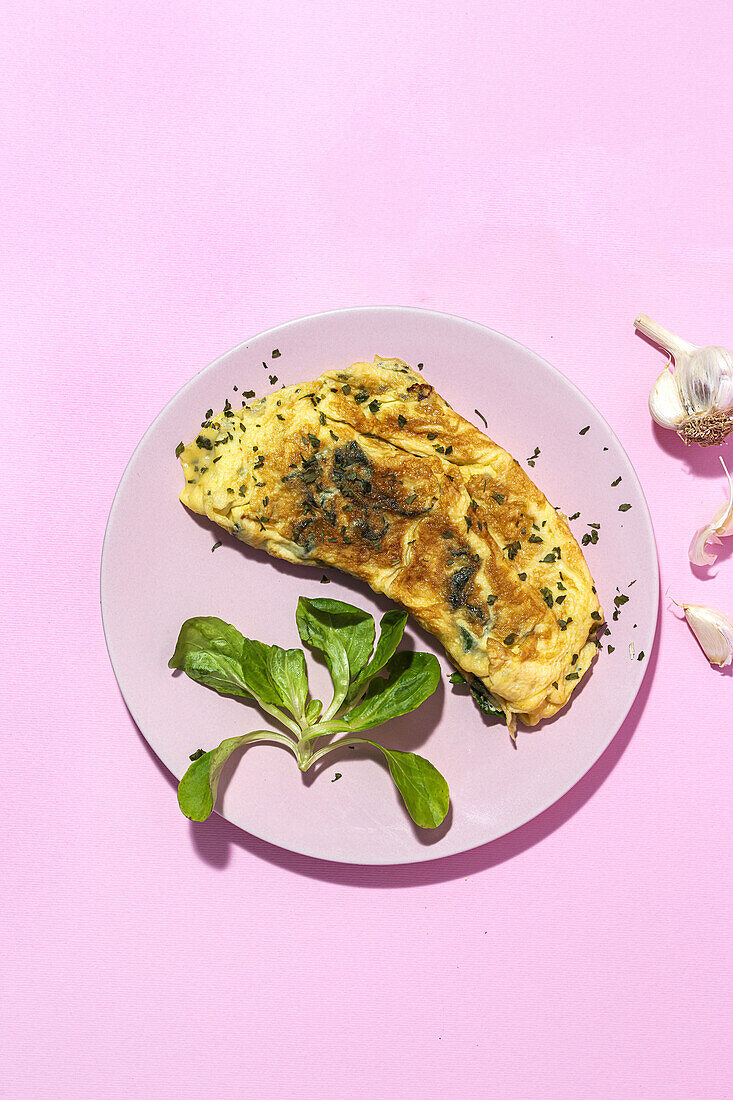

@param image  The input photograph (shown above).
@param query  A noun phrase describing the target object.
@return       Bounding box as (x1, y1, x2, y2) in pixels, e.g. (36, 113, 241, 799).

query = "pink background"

(3, 2, 732, 1097)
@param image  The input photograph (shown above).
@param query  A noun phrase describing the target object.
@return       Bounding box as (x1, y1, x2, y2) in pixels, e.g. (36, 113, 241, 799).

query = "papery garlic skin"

(676, 345, 733, 422)
(710, 460, 733, 536)
(689, 459, 733, 566)
(689, 527, 723, 567)
(681, 603, 733, 667)
(635, 314, 733, 446)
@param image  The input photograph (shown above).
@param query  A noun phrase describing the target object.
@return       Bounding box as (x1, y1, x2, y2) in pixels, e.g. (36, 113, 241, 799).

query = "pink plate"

(101, 307, 658, 864)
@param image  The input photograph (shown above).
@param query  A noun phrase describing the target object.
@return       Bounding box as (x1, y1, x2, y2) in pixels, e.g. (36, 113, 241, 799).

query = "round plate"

(102, 307, 658, 864)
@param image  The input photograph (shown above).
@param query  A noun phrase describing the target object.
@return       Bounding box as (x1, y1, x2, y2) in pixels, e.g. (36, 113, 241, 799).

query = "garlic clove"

(688, 458, 733, 565)
(681, 603, 733, 667)
(711, 458, 733, 535)
(689, 525, 722, 567)
(676, 345, 733, 419)
(649, 366, 686, 430)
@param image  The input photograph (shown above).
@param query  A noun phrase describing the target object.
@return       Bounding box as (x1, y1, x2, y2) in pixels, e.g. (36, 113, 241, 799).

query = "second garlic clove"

(688, 459, 733, 567)
(649, 367, 686, 430)
(682, 603, 733, 667)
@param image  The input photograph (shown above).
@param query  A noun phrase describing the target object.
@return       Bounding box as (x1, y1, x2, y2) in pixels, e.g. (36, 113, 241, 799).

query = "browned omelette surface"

(178, 357, 603, 727)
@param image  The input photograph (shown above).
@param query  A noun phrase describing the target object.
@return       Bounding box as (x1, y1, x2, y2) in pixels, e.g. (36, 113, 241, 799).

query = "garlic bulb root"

(681, 410, 733, 447)
(635, 314, 733, 446)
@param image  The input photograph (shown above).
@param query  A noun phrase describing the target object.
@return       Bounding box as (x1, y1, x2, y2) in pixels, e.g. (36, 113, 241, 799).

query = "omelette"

(177, 357, 603, 730)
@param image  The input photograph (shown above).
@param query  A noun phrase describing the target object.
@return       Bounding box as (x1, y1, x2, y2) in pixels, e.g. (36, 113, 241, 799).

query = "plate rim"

(101, 304, 660, 865)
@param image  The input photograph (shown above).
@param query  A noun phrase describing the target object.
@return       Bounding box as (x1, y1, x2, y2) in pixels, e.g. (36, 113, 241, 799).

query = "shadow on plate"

(186, 507, 405, 615)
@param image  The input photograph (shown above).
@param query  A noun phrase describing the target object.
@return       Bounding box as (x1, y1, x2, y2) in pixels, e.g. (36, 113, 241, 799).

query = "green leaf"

(343, 651, 440, 731)
(177, 730, 297, 821)
(177, 735, 249, 821)
(445, 662, 505, 721)
(296, 597, 376, 717)
(305, 698, 323, 723)
(344, 610, 408, 705)
(295, 597, 376, 681)
(470, 682, 505, 720)
(365, 740, 449, 828)
(266, 645, 308, 720)
(238, 637, 291, 709)
(169, 617, 254, 698)
(168, 617, 299, 731)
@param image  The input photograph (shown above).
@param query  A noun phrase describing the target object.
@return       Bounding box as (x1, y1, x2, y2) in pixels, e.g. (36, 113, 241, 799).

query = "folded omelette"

(177, 357, 603, 729)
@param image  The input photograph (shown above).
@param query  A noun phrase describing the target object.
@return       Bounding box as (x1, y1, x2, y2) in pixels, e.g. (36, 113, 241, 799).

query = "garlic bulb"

(689, 458, 733, 566)
(635, 314, 733, 446)
(675, 601, 733, 666)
